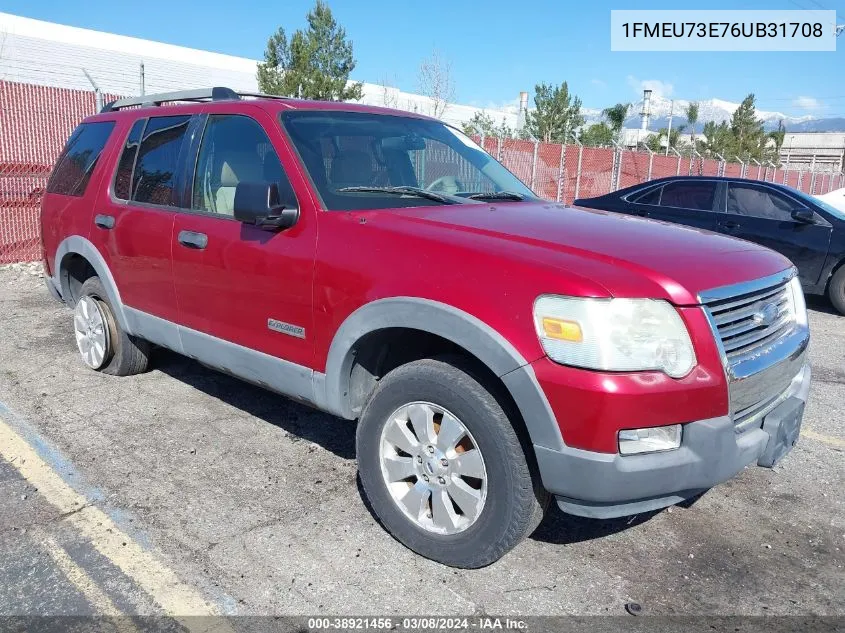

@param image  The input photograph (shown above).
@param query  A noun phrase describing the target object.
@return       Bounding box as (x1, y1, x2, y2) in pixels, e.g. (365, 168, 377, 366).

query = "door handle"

(721, 220, 740, 230)
(177, 230, 208, 250)
(94, 214, 115, 229)
(634, 210, 649, 217)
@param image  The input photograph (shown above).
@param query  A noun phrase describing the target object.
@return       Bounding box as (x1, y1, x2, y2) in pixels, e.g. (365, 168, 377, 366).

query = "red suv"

(41, 88, 811, 568)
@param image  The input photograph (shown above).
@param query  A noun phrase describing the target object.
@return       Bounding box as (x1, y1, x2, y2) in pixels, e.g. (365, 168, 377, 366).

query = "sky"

(3, 0, 844, 117)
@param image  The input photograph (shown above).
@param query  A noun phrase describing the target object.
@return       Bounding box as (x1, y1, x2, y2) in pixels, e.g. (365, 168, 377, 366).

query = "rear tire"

(74, 277, 150, 376)
(356, 356, 547, 568)
(827, 265, 845, 316)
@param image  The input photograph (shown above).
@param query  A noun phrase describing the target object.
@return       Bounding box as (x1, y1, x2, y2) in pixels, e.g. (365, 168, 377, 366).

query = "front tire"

(356, 357, 547, 568)
(73, 277, 150, 376)
(827, 265, 845, 315)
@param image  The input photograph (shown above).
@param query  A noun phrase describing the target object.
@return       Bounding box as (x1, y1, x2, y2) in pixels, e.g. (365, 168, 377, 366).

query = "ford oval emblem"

(752, 302, 779, 327)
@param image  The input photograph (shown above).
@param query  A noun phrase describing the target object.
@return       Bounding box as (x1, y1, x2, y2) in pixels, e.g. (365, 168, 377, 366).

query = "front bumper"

(534, 362, 811, 519)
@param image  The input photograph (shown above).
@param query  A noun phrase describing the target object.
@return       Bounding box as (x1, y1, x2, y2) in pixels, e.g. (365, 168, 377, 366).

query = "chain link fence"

(2, 79, 844, 263)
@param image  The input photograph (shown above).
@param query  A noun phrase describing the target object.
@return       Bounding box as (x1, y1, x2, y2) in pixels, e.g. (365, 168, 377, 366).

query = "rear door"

(94, 114, 195, 323)
(642, 180, 719, 232)
(717, 181, 832, 285)
(170, 108, 316, 369)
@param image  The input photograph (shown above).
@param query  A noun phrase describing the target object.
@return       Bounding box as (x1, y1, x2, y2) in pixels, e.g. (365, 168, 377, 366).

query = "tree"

(730, 93, 765, 160)
(379, 74, 400, 109)
(417, 50, 455, 119)
(523, 82, 584, 143)
(685, 102, 700, 150)
(768, 120, 787, 164)
(645, 125, 687, 153)
(602, 103, 630, 139)
(699, 120, 735, 157)
(256, 1, 363, 101)
(579, 122, 614, 147)
(461, 111, 514, 138)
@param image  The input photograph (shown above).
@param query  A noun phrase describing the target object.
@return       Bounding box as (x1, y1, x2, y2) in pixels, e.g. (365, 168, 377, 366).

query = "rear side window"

(658, 181, 716, 211)
(47, 121, 115, 196)
(631, 186, 661, 205)
(113, 119, 146, 200)
(132, 115, 191, 206)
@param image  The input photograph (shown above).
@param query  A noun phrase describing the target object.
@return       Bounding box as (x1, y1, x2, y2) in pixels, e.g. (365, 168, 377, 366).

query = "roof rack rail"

(100, 86, 242, 113)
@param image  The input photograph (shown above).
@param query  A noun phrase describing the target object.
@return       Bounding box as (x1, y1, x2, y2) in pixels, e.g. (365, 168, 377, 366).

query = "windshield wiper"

(337, 186, 458, 205)
(466, 191, 526, 201)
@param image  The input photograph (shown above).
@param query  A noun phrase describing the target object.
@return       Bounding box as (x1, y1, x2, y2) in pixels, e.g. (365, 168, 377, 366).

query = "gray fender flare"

(52, 235, 130, 331)
(320, 297, 565, 451)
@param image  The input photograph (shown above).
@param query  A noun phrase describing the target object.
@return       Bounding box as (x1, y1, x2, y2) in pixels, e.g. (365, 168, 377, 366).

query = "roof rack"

(99, 87, 291, 113)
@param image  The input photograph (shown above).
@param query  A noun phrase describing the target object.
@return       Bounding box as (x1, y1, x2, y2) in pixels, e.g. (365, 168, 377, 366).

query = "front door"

(170, 109, 316, 370)
(718, 182, 832, 285)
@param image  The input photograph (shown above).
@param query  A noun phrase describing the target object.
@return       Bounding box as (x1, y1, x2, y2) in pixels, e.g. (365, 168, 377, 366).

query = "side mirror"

(790, 208, 815, 224)
(233, 181, 299, 231)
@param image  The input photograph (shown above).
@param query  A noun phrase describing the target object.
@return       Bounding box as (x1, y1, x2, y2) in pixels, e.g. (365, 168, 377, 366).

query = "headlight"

(788, 275, 807, 327)
(533, 295, 697, 378)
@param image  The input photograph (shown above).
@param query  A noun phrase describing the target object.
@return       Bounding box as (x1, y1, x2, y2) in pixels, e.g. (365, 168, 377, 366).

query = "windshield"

(281, 110, 538, 211)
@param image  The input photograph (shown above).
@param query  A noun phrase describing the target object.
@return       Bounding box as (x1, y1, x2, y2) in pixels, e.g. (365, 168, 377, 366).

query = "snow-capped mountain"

(584, 94, 843, 132)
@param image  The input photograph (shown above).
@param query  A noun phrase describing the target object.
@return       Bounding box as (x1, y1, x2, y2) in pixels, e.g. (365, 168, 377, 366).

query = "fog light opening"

(618, 424, 682, 455)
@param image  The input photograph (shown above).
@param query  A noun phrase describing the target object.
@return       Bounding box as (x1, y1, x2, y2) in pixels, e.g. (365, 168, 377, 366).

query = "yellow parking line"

(0, 416, 234, 631)
(41, 533, 135, 624)
(802, 427, 845, 449)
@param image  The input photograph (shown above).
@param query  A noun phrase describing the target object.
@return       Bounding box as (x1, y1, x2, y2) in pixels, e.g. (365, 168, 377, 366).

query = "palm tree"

(685, 102, 699, 148)
(602, 103, 630, 140)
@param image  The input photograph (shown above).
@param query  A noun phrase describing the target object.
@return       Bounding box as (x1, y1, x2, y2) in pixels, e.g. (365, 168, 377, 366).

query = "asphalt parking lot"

(0, 263, 843, 618)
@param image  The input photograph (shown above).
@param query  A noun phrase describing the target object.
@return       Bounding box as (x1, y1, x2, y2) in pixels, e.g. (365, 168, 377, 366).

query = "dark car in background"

(576, 176, 845, 314)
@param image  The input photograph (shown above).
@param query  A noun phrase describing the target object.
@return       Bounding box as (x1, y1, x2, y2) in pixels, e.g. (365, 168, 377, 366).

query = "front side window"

(47, 121, 116, 197)
(658, 181, 717, 211)
(192, 115, 295, 216)
(727, 184, 796, 220)
(132, 115, 191, 206)
(281, 111, 537, 210)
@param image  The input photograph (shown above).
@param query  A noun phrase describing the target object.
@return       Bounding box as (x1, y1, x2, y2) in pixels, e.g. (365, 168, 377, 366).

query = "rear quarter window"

(47, 121, 116, 196)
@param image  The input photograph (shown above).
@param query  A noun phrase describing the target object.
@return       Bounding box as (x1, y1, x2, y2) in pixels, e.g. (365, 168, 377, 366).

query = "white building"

(0, 12, 518, 130)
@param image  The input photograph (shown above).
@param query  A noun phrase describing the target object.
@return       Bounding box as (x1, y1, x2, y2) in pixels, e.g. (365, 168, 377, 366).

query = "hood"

(375, 202, 793, 305)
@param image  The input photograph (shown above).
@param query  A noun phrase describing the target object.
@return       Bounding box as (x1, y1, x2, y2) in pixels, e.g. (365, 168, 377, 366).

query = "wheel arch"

(53, 235, 129, 330)
(320, 297, 565, 451)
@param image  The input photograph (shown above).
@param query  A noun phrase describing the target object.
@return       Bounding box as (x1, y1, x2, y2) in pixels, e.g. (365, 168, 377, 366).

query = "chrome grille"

(706, 280, 794, 362)
(700, 271, 806, 434)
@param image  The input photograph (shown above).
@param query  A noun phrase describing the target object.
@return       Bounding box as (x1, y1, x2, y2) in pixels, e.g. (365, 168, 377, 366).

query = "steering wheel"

(426, 175, 464, 195)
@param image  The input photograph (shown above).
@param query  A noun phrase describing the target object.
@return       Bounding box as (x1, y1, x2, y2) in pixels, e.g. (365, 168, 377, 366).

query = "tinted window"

(659, 181, 716, 211)
(113, 119, 146, 200)
(132, 115, 190, 206)
(192, 115, 294, 216)
(47, 121, 115, 196)
(282, 111, 536, 211)
(727, 184, 796, 220)
(632, 186, 661, 204)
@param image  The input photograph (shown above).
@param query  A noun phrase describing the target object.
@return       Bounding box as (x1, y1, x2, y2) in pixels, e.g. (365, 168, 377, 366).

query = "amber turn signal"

(541, 317, 583, 342)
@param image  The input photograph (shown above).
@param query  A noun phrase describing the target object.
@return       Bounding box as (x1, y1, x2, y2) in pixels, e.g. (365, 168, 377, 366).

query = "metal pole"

(556, 143, 565, 203)
(644, 145, 654, 181)
(140, 62, 145, 96)
(572, 135, 584, 201)
(734, 156, 746, 179)
(750, 158, 761, 180)
(611, 141, 623, 191)
(670, 146, 682, 176)
(82, 68, 102, 113)
(715, 153, 725, 178)
(665, 99, 673, 157)
(530, 140, 539, 191)
(496, 137, 503, 162)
